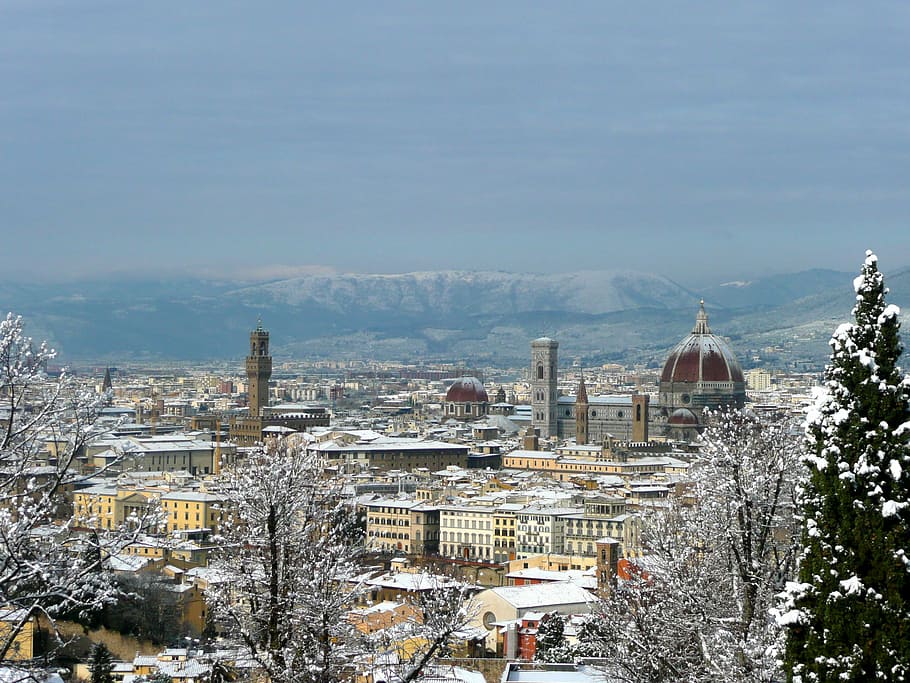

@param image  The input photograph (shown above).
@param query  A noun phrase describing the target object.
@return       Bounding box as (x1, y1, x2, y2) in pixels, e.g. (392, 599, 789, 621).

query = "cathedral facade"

(530, 302, 747, 443)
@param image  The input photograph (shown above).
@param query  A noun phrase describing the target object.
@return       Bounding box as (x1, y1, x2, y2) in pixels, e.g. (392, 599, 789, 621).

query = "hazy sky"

(1, 1, 908, 285)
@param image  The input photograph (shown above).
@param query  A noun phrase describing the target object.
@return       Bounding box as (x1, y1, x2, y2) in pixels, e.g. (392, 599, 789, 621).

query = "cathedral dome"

(668, 407, 699, 425)
(660, 303, 744, 385)
(659, 302, 746, 414)
(445, 377, 489, 404)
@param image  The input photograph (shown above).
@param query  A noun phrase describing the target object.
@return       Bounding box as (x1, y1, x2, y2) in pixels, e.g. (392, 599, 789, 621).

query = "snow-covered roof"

(487, 581, 598, 609)
(365, 571, 462, 592)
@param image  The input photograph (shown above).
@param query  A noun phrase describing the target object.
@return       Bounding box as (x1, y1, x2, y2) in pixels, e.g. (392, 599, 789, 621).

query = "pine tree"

(534, 612, 572, 663)
(89, 642, 114, 683)
(779, 251, 910, 681)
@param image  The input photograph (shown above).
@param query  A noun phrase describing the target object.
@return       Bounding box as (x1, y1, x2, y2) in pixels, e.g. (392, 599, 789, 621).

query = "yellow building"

(0, 607, 37, 661)
(362, 498, 439, 555)
(73, 485, 228, 536)
(73, 485, 154, 531)
(160, 491, 227, 534)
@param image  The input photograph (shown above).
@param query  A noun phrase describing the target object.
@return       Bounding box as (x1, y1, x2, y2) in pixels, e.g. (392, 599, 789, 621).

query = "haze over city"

(2, 1, 909, 284)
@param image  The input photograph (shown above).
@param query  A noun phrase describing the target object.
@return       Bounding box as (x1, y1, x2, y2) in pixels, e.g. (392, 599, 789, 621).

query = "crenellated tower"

(246, 320, 272, 418)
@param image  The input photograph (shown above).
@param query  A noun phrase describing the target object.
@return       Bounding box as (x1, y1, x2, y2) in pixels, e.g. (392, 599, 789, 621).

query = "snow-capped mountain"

(0, 266, 904, 365)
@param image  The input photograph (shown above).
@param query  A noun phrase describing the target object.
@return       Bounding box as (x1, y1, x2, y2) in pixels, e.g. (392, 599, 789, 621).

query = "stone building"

(530, 302, 746, 442)
(228, 323, 329, 445)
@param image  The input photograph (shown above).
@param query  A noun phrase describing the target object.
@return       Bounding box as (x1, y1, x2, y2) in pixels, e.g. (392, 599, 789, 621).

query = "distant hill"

(0, 267, 905, 369)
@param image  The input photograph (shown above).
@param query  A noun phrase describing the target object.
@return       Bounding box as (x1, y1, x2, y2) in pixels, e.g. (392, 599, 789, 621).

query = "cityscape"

(2, 3, 909, 683)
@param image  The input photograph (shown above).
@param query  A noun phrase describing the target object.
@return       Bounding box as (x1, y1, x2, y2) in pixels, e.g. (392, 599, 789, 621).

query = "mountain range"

(2, 267, 907, 369)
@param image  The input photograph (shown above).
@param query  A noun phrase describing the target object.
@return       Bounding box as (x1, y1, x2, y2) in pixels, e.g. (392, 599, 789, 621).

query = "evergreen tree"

(534, 612, 572, 663)
(779, 251, 910, 681)
(89, 642, 114, 683)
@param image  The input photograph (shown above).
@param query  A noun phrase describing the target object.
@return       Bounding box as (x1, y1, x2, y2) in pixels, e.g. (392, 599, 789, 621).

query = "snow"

(488, 582, 599, 610)
(882, 500, 905, 518)
(839, 576, 864, 596)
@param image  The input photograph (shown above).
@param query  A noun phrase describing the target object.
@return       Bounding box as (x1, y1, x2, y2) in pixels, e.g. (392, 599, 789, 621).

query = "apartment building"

(562, 496, 642, 558)
(515, 505, 582, 558)
(439, 503, 496, 562)
(362, 497, 440, 555)
(160, 491, 227, 534)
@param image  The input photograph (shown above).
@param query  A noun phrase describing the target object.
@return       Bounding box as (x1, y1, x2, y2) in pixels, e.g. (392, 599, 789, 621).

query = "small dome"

(668, 408, 699, 426)
(446, 377, 489, 403)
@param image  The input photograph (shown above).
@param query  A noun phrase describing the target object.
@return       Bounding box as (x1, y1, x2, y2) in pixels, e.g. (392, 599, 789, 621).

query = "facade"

(493, 504, 521, 563)
(501, 449, 690, 481)
(562, 496, 641, 558)
(363, 498, 440, 555)
(160, 491, 228, 534)
(439, 504, 496, 562)
(311, 436, 469, 472)
(530, 302, 746, 442)
(74, 484, 228, 535)
(87, 435, 235, 475)
(515, 505, 580, 558)
(558, 393, 661, 443)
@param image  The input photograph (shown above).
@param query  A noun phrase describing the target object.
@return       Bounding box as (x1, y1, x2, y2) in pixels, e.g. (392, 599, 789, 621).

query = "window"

(537, 365, 544, 380)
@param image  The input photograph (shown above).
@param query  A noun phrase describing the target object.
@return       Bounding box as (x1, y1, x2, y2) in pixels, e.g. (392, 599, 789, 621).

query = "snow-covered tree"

(363, 575, 479, 683)
(779, 252, 910, 681)
(209, 436, 479, 683)
(0, 313, 128, 660)
(89, 642, 114, 683)
(584, 408, 800, 682)
(206, 436, 365, 683)
(695, 408, 801, 678)
(534, 612, 572, 663)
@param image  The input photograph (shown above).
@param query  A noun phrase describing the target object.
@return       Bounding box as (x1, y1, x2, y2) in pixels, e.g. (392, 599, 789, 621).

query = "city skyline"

(2, 2, 909, 285)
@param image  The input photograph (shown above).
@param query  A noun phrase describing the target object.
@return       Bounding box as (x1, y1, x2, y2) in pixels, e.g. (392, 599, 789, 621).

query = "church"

(531, 302, 746, 443)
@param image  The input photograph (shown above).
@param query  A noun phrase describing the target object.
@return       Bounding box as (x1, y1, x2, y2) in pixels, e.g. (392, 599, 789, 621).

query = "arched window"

(537, 364, 544, 380)
(636, 404, 642, 421)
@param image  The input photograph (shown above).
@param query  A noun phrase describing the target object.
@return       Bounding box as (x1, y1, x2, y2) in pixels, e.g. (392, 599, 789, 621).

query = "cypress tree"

(535, 612, 572, 663)
(780, 251, 910, 681)
(89, 642, 114, 683)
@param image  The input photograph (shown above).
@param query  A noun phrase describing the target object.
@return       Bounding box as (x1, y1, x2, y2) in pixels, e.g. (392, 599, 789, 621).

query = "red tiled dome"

(661, 303, 744, 384)
(445, 377, 489, 403)
(668, 407, 699, 425)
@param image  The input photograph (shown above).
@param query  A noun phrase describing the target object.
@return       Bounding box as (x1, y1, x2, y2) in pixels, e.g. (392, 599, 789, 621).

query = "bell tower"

(632, 394, 649, 443)
(246, 320, 272, 418)
(531, 337, 559, 438)
(575, 374, 589, 445)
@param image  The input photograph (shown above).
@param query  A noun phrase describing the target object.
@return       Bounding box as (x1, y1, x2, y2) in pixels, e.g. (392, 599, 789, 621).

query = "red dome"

(668, 407, 699, 425)
(661, 304, 744, 384)
(445, 377, 489, 403)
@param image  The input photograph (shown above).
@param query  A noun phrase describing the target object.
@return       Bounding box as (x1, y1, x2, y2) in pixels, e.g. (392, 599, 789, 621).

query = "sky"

(1, 1, 908, 286)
